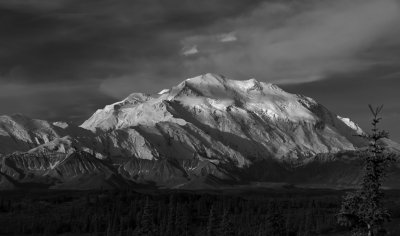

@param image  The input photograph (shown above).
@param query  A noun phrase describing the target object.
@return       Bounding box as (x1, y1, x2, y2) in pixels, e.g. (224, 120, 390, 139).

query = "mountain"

(82, 74, 365, 160)
(0, 73, 398, 190)
(0, 114, 62, 154)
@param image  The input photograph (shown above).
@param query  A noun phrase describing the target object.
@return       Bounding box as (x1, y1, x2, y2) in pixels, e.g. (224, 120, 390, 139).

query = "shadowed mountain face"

(0, 74, 398, 190)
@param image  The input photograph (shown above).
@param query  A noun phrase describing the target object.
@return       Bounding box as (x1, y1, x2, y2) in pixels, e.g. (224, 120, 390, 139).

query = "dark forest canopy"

(1, 188, 400, 235)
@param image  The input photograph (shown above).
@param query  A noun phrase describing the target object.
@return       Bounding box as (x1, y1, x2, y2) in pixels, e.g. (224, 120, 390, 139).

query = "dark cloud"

(0, 0, 265, 82)
(180, 0, 400, 83)
(0, 0, 69, 12)
(0, 81, 115, 123)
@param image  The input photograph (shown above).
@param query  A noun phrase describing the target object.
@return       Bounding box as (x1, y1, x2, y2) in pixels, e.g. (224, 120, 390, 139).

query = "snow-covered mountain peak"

(100, 92, 151, 112)
(125, 92, 151, 101)
(2, 73, 388, 190)
(233, 78, 262, 91)
(116, 92, 152, 107)
(0, 115, 64, 154)
(168, 74, 291, 101)
(185, 73, 226, 84)
(81, 74, 325, 131)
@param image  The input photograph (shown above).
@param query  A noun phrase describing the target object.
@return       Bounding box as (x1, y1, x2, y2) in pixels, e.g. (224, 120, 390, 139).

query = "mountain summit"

(82, 73, 364, 161)
(1, 73, 398, 190)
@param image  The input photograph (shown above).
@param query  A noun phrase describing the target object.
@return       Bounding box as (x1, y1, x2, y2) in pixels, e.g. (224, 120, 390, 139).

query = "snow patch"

(53, 121, 69, 129)
(158, 89, 170, 95)
(337, 116, 364, 135)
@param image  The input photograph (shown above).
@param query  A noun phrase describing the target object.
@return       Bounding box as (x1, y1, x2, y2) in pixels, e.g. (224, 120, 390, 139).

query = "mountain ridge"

(0, 73, 399, 190)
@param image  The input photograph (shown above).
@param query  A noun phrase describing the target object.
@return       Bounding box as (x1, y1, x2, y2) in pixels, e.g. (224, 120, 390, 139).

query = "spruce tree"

(338, 105, 395, 236)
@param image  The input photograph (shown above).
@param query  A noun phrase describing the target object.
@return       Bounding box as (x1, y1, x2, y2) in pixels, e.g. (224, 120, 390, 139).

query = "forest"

(0, 188, 400, 236)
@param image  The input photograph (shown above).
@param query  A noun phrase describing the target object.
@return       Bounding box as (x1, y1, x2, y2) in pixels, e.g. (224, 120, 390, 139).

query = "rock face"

(0, 73, 398, 189)
(0, 114, 60, 154)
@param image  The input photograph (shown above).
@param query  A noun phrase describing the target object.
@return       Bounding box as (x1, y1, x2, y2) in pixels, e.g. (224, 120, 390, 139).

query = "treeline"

(0, 189, 352, 236)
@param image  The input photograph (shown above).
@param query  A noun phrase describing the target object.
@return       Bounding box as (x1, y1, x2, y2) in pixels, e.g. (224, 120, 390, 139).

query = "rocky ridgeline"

(0, 73, 399, 190)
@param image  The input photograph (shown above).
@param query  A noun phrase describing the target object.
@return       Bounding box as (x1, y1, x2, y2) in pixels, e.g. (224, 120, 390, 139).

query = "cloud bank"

(181, 0, 400, 83)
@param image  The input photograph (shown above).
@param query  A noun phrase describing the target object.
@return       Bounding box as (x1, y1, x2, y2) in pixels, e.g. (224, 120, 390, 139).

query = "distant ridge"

(1, 73, 399, 190)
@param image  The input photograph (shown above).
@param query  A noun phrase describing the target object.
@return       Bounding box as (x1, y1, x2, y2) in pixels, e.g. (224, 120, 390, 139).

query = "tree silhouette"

(338, 105, 396, 236)
(136, 197, 156, 236)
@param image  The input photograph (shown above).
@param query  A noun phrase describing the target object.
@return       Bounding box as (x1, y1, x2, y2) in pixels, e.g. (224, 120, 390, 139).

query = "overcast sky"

(1, 0, 400, 141)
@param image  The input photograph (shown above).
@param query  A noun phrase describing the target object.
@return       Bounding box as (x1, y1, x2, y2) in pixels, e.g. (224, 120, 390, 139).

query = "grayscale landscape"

(1, 0, 400, 235)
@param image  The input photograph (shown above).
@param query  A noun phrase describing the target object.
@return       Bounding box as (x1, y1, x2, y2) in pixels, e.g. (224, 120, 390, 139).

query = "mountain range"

(1, 73, 399, 190)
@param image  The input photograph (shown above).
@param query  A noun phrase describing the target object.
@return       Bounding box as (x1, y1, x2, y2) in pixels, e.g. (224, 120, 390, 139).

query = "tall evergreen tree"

(338, 105, 395, 236)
